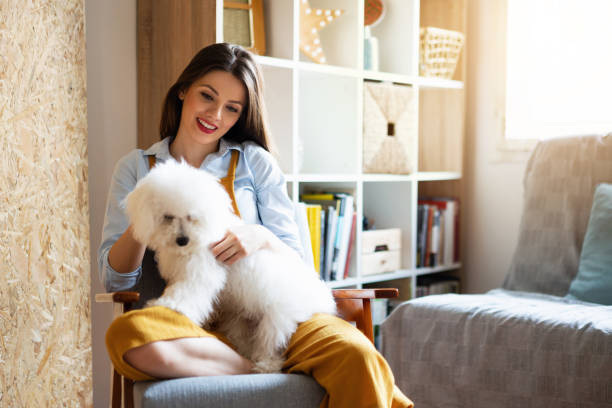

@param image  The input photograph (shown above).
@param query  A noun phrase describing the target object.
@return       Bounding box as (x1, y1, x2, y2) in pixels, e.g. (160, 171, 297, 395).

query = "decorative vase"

(364, 26, 379, 71)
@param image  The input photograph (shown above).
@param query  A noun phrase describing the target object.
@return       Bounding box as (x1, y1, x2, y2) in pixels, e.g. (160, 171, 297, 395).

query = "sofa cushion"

(503, 134, 612, 296)
(566, 183, 612, 305)
(381, 289, 612, 408)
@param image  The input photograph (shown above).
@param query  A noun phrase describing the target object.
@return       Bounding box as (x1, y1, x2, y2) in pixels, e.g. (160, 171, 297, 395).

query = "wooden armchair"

(96, 288, 398, 408)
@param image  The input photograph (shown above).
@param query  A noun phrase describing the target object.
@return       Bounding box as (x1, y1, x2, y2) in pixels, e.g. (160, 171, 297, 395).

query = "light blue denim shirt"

(99, 137, 302, 292)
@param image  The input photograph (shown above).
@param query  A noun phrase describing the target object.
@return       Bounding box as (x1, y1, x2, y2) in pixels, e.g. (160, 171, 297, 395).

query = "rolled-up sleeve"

(245, 144, 304, 259)
(98, 151, 143, 292)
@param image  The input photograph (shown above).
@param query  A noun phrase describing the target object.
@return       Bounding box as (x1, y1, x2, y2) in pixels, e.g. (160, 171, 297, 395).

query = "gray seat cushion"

(134, 373, 325, 408)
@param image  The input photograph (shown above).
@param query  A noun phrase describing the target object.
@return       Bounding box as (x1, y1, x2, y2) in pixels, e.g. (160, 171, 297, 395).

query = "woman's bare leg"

(123, 337, 253, 379)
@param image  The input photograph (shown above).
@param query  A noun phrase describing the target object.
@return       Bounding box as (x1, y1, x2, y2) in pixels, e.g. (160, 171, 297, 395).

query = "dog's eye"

(186, 215, 197, 223)
(163, 214, 174, 222)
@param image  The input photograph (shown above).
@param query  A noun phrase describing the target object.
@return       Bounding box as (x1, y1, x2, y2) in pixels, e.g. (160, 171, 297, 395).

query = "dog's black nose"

(176, 236, 189, 246)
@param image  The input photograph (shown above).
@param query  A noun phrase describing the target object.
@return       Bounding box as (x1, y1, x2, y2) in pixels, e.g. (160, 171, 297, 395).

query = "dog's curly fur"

(125, 160, 337, 372)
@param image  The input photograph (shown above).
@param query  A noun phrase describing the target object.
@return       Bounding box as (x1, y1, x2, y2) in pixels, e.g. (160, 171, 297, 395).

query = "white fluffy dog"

(125, 159, 336, 372)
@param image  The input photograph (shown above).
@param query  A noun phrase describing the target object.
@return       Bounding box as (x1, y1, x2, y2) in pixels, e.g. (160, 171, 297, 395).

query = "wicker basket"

(419, 27, 464, 79)
(363, 82, 416, 174)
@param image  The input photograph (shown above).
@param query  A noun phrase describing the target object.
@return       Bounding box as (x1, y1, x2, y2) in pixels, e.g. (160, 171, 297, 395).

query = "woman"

(100, 43, 412, 408)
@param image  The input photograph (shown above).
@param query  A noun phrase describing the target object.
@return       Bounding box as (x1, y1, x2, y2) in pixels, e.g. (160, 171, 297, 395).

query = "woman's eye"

(201, 92, 213, 101)
(227, 105, 239, 113)
(163, 214, 174, 222)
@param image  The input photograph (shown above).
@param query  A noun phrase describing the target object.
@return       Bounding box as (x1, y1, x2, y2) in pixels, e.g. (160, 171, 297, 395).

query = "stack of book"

(417, 197, 460, 268)
(416, 275, 460, 297)
(296, 192, 357, 281)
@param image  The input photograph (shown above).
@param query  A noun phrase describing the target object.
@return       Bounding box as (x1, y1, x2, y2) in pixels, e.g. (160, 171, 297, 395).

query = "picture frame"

(223, 0, 266, 55)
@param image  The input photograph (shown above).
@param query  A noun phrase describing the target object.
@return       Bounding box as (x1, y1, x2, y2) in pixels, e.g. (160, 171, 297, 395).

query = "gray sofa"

(382, 134, 612, 408)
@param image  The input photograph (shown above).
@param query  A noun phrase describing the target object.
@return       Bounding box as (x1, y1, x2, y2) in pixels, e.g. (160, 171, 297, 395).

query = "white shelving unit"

(217, 0, 465, 299)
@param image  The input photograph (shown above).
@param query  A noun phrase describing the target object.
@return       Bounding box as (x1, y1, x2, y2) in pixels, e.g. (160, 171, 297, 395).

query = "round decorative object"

(364, 0, 384, 26)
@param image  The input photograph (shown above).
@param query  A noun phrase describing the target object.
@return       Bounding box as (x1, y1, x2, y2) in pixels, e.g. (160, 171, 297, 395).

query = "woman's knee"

(123, 341, 177, 372)
(105, 312, 143, 351)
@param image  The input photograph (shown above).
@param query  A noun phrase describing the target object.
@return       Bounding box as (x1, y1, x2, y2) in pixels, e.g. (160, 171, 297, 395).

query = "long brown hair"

(159, 43, 271, 151)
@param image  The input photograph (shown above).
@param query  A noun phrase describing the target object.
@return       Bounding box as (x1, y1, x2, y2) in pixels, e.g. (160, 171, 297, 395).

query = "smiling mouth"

(197, 118, 217, 131)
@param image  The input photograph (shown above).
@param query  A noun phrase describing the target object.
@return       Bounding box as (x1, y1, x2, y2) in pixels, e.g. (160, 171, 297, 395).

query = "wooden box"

(361, 228, 401, 275)
(363, 82, 417, 174)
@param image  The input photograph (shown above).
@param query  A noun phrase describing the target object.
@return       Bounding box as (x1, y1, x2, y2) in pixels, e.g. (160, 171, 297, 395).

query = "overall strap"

(219, 150, 242, 218)
(146, 150, 241, 217)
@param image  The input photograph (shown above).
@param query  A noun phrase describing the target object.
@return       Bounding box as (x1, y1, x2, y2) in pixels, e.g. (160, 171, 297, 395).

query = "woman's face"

(177, 70, 247, 147)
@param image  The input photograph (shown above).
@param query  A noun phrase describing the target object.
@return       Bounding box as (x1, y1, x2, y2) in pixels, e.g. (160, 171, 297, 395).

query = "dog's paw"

(252, 357, 285, 374)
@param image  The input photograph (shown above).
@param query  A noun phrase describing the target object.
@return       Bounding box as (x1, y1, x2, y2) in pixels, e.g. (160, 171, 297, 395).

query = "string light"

(299, 0, 344, 64)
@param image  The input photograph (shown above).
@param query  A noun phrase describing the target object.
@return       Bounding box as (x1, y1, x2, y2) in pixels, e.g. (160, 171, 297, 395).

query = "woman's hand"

(210, 224, 269, 265)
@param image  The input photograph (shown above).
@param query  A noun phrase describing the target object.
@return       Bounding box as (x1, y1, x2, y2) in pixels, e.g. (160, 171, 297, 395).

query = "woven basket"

(363, 82, 417, 174)
(419, 27, 464, 79)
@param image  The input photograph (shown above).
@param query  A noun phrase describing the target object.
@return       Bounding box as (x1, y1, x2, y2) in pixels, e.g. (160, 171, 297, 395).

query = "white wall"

(462, 0, 531, 293)
(85, 1, 137, 406)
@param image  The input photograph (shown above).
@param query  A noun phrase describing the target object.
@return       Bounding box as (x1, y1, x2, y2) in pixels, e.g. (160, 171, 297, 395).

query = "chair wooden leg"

(335, 298, 375, 344)
(124, 377, 134, 408)
(360, 299, 374, 342)
(111, 369, 122, 408)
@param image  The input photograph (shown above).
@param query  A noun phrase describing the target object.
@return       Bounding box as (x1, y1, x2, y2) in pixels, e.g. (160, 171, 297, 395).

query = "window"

(505, 0, 612, 141)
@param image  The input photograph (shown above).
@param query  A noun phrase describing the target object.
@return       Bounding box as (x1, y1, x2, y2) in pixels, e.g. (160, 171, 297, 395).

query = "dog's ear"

(125, 181, 156, 245)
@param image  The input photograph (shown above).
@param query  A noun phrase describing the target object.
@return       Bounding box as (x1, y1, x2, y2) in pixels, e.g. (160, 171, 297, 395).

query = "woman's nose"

(209, 104, 223, 120)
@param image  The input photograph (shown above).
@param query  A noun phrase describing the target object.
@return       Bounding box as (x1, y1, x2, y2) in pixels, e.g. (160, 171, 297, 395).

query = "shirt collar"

(143, 137, 173, 160)
(218, 138, 243, 157)
(143, 137, 243, 160)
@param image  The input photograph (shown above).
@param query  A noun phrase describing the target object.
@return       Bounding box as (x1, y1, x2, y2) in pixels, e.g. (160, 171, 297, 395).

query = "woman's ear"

(125, 183, 156, 245)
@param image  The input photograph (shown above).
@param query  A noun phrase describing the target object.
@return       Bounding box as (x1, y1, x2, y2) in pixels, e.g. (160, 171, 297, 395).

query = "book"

(323, 206, 337, 281)
(301, 194, 341, 281)
(319, 209, 326, 275)
(418, 204, 429, 267)
(424, 205, 434, 267)
(343, 212, 358, 279)
(294, 202, 315, 270)
(300, 193, 337, 201)
(305, 204, 322, 274)
(429, 208, 441, 267)
(416, 275, 460, 297)
(330, 194, 354, 280)
(419, 198, 459, 265)
(301, 191, 356, 281)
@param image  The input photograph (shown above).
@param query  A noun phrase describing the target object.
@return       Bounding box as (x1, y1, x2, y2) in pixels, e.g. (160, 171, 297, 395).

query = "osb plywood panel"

(0, 1, 92, 406)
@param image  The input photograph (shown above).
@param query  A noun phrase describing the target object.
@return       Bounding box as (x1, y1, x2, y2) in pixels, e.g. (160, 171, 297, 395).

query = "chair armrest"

(95, 291, 140, 304)
(332, 288, 399, 344)
(95, 291, 140, 317)
(332, 288, 399, 300)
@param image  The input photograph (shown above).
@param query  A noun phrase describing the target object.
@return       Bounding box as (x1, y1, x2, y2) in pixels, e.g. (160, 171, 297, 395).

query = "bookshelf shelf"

(257, 0, 466, 299)
(255, 56, 463, 90)
(416, 172, 462, 181)
(330, 263, 463, 288)
(360, 269, 414, 285)
(417, 77, 464, 89)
